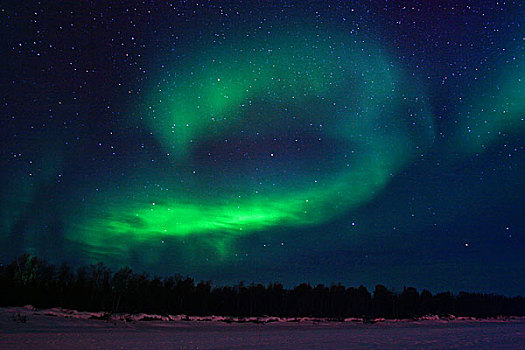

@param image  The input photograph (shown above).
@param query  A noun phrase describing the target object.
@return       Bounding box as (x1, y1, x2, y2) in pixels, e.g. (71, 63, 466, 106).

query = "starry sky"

(1, 1, 524, 295)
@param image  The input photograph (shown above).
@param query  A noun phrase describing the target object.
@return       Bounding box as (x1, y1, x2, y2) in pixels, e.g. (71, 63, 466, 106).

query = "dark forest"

(2, 255, 524, 319)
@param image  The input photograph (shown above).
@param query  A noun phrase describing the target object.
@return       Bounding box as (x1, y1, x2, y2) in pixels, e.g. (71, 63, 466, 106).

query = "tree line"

(1, 254, 524, 319)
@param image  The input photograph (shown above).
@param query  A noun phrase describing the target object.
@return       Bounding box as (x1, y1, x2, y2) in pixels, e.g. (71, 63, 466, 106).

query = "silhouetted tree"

(373, 284, 395, 318)
(418, 289, 433, 315)
(399, 286, 420, 318)
(112, 267, 133, 313)
(2, 254, 525, 319)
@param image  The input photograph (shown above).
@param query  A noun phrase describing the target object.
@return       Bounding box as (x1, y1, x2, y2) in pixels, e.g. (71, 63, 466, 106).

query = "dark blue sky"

(1, 1, 523, 295)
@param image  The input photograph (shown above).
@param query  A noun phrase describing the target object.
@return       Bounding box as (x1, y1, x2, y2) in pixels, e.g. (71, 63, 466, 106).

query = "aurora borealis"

(75, 24, 434, 256)
(1, 1, 524, 295)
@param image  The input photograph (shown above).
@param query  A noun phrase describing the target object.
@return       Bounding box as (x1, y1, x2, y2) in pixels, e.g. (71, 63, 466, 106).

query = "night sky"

(1, 1, 523, 295)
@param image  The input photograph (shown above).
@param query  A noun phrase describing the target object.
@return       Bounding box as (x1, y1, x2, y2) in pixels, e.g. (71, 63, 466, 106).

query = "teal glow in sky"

(70, 25, 434, 257)
(1, 1, 523, 295)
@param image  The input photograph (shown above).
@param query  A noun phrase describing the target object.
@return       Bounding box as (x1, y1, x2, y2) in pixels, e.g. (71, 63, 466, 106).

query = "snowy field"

(1, 307, 524, 349)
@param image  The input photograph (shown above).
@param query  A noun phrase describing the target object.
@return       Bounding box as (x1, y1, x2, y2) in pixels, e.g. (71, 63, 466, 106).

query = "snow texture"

(1, 306, 524, 349)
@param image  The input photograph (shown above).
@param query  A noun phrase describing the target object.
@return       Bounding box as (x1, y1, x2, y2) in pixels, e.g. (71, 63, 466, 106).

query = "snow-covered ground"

(1, 306, 524, 349)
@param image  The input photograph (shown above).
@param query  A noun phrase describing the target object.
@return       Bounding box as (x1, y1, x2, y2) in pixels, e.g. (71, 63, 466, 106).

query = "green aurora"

(2, 1, 523, 294)
(69, 26, 436, 258)
(456, 40, 525, 154)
